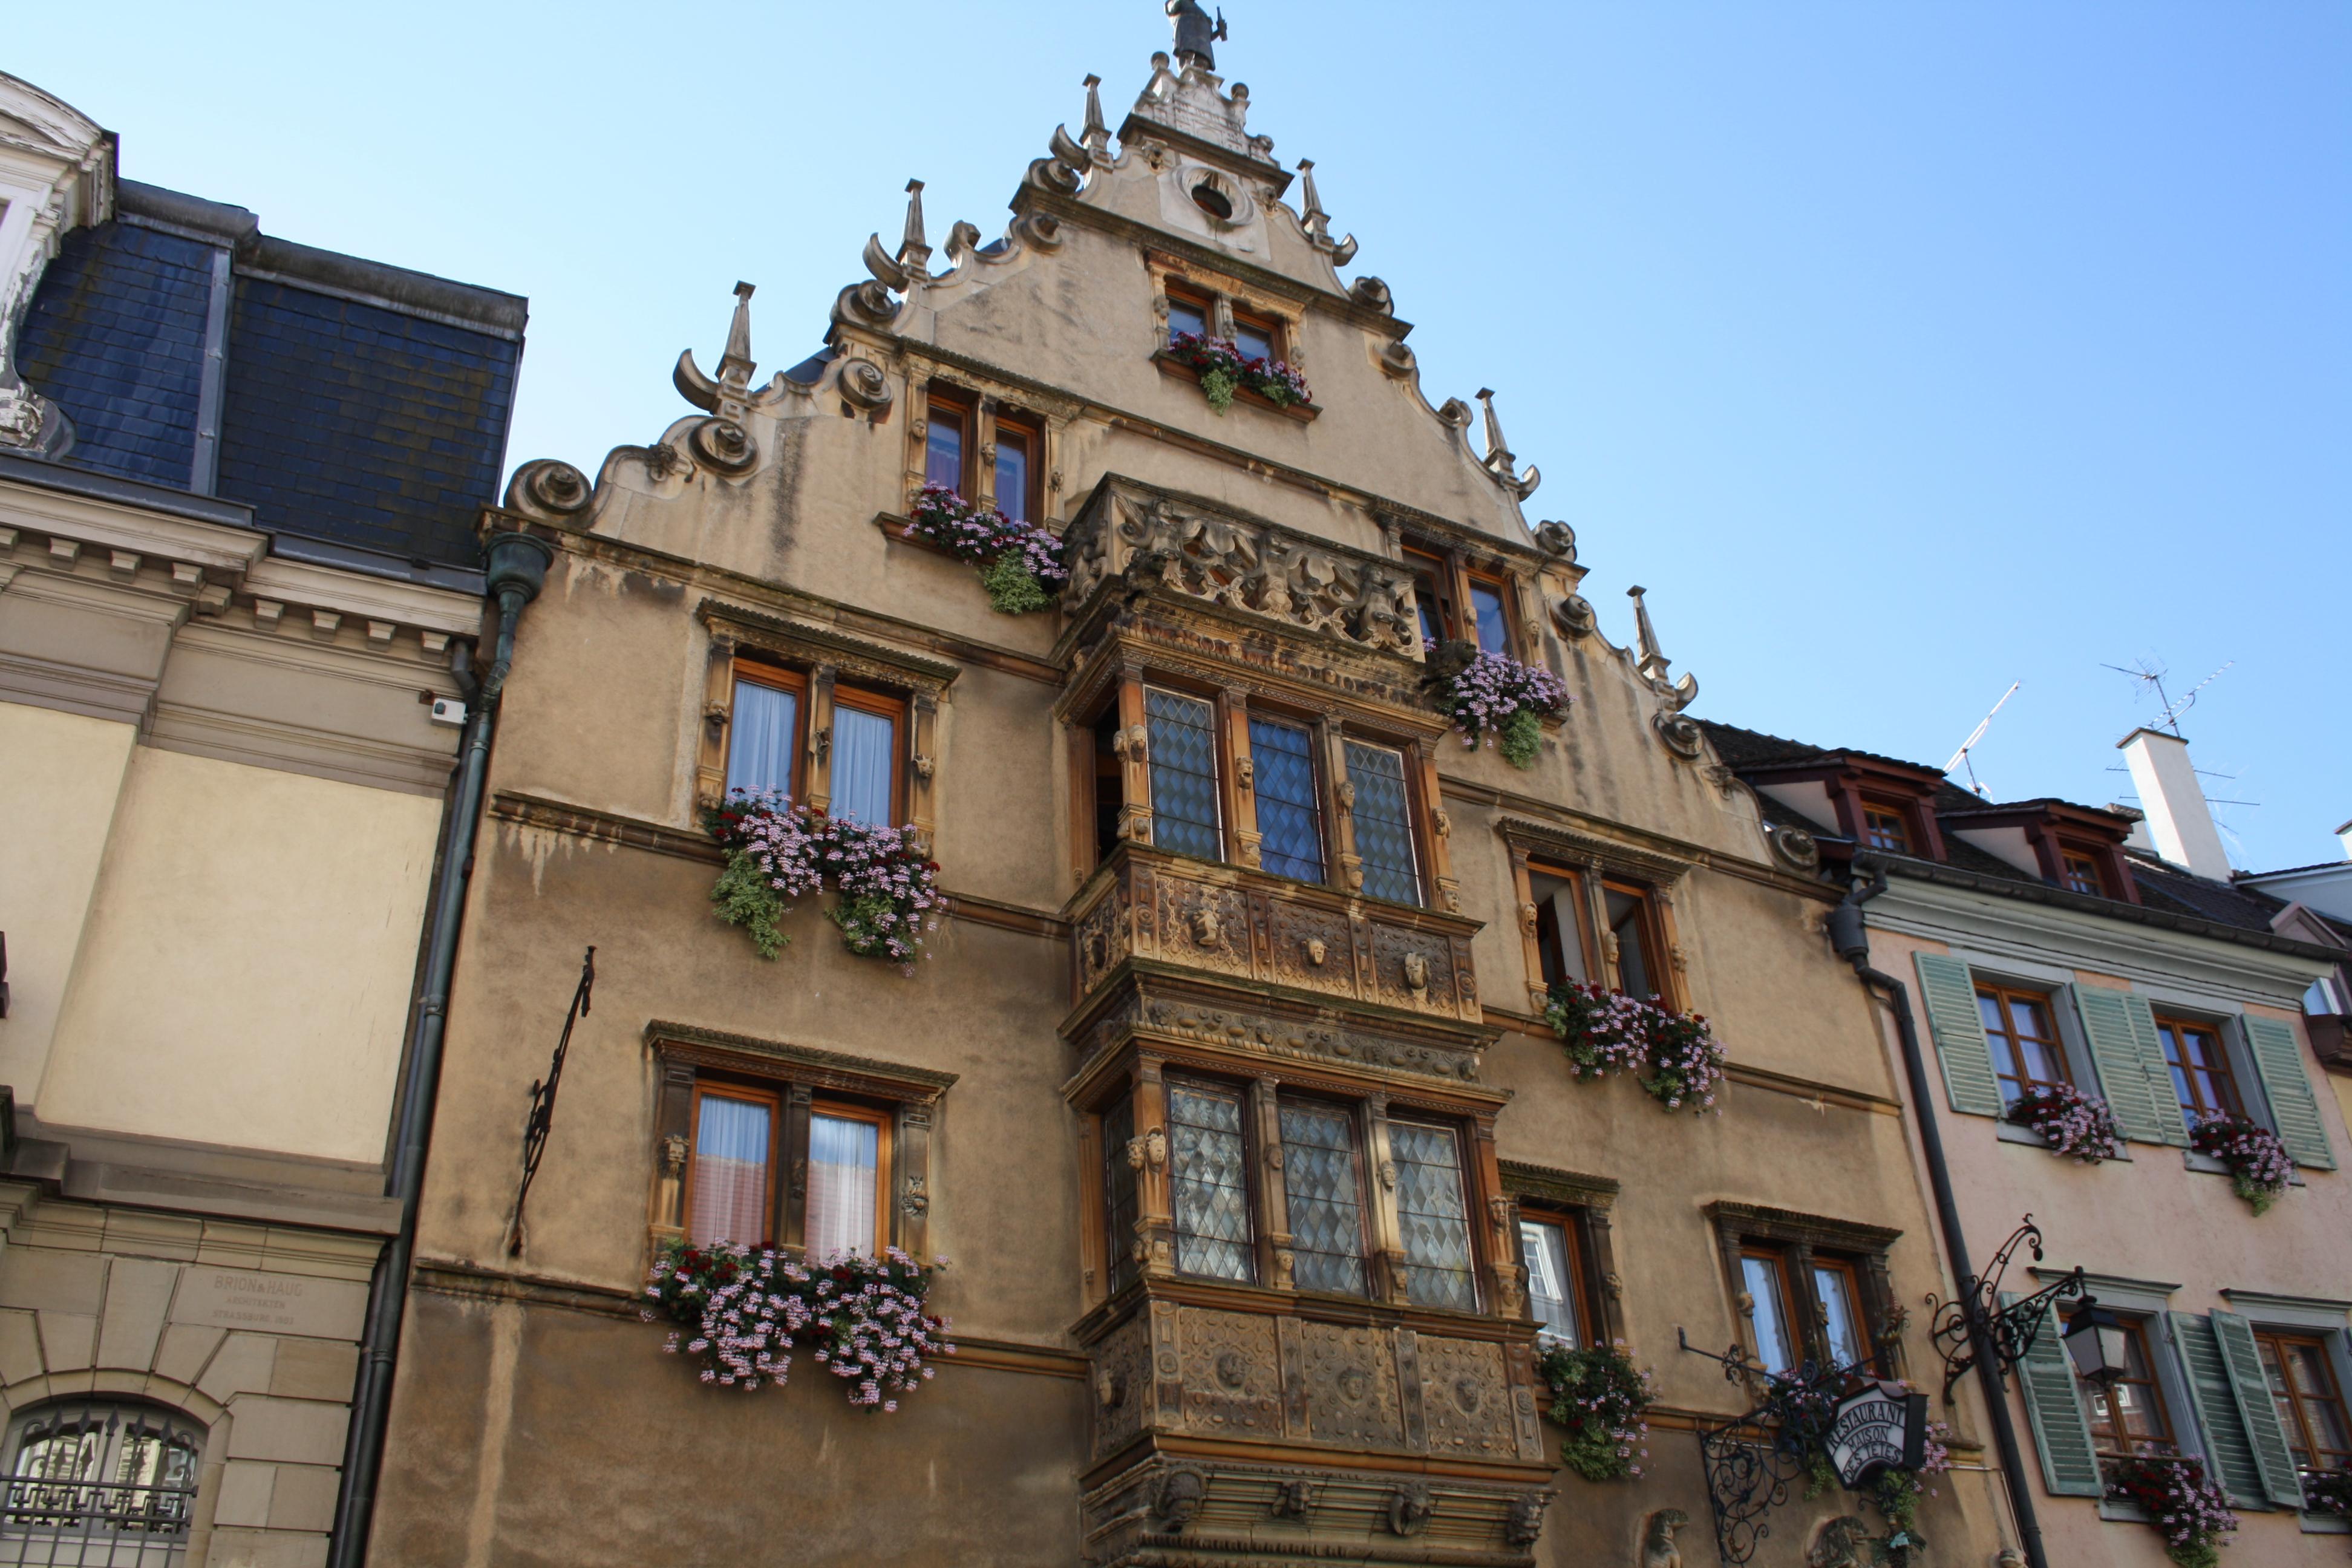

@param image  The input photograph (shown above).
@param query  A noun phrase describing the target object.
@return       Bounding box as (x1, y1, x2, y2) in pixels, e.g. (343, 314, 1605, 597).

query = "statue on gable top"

(1168, 0, 1228, 70)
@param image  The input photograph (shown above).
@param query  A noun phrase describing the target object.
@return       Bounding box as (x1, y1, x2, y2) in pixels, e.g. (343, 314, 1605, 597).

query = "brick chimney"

(2118, 728, 2231, 880)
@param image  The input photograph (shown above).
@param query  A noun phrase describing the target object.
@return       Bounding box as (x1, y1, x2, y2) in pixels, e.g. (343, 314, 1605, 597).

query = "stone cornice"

(645, 1019, 958, 1102)
(1703, 1199, 1903, 1253)
(697, 596, 963, 693)
(1496, 815, 1693, 886)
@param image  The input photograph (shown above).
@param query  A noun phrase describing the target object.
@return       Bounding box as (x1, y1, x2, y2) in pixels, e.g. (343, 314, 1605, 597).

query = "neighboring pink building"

(1710, 720, 2352, 1568)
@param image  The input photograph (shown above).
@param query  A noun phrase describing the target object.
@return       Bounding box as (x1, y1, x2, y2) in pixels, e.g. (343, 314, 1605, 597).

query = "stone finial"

(1295, 159, 1358, 266)
(1081, 73, 1111, 160)
(1627, 586, 1700, 713)
(1474, 388, 1540, 500)
(719, 281, 756, 386)
(898, 179, 931, 276)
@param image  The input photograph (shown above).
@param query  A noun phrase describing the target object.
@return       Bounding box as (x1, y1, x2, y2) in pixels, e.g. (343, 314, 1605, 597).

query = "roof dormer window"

(1861, 799, 1915, 854)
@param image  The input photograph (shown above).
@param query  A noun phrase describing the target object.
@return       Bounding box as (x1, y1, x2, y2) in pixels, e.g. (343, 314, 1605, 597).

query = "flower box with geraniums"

(1162, 330, 1315, 417)
(904, 483, 1068, 615)
(1425, 644, 1570, 769)
(708, 791, 942, 970)
(2302, 1468, 2352, 1519)
(2004, 1083, 2124, 1163)
(1536, 1339, 1656, 1482)
(643, 1239, 953, 1411)
(2189, 1112, 2294, 1215)
(2106, 1454, 2238, 1568)
(1544, 982, 1725, 1115)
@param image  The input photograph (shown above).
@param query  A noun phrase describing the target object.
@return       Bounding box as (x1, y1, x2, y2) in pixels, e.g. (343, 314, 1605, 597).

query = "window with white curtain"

(725, 673, 800, 802)
(830, 701, 899, 827)
(806, 1109, 886, 1259)
(688, 1089, 776, 1247)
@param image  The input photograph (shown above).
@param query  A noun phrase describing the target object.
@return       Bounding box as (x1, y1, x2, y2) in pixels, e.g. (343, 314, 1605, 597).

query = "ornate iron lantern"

(2062, 1294, 2131, 1389)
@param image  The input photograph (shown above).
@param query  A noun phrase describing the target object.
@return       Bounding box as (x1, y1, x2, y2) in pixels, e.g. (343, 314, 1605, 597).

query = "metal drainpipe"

(1828, 863, 2051, 1568)
(327, 531, 552, 1568)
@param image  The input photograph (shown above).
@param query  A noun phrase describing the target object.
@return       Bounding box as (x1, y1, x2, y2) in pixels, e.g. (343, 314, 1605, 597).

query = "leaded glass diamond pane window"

(1344, 741, 1420, 905)
(1168, 1080, 1253, 1282)
(1103, 1096, 1138, 1294)
(1389, 1120, 1477, 1311)
(1279, 1100, 1367, 1296)
(1146, 688, 1222, 860)
(1247, 716, 1324, 883)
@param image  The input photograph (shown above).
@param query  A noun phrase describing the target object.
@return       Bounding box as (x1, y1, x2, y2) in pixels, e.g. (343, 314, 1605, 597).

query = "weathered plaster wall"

(0, 701, 136, 1088)
(39, 745, 438, 1163)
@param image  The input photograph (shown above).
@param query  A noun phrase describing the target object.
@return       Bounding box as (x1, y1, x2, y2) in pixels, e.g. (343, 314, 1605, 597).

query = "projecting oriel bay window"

(1077, 670, 1449, 912)
(1086, 1065, 1503, 1315)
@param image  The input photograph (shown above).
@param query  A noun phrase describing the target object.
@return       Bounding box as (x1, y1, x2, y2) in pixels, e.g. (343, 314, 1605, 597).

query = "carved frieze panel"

(1416, 1335, 1517, 1459)
(1091, 1310, 1153, 1461)
(1066, 845, 1485, 1028)
(1298, 1321, 1407, 1452)
(1267, 901, 1353, 998)
(1175, 1308, 1283, 1439)
(1061, 480, 1423, 660)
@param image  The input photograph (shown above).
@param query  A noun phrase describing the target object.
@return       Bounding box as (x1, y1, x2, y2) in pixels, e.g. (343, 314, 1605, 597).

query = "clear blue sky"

(17, 2, 2347, 871)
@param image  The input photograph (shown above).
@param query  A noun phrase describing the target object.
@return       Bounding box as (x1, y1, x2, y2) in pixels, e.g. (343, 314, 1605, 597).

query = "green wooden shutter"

(2008, 1292, 2102, 1497)
(2073, 986, 2167, 1145)
(2122, 995, 2191, 1146)
(2243, 1014, 2336, 1170)
(2167, 1312, 2272, 1508)
(1915, 953, 2004, 1117)
(2211, 1310, 2307, 1507)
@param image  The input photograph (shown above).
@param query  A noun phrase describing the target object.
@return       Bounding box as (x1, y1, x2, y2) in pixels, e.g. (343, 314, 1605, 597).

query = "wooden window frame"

(1163, 1072, 1259, 1285)
(2076, 1312, 2178, 1462)
(921, 381, 975, 498)
(1526, 859, 1598, 993)
(1503, 821, 1693, 1013)
(828, 682, 910, 828)
(1601, 877, 1671, 1005)
(1705, 1201, 1904, 1382)
(648, 1022, 955, 1267)
(2154, 1012, 2245, 1123)
(805, 1098, 895, 1259)
(1465, 569, 1519, 659)
(1229, 304, 1285, 365)
(1739, 1246, 1803, 1376)
(1860, 798, 1916, 855)
(722, 658, 809, 805)
(990, 408, 1044, 526)
(1515, 1206, 1598, 1348)
(1402, 547, 1459, 651)
(2058, 844, 2111, 898)
(1163, 284, 1214, 347)
(1810, 1255, 1871, 1371)
(2253, 1328, 2352, 1475)
(1977, 982, 2073, 1103)
(695, 603, 955, 848)
(682, 1080, 783, 1249)
(1501, 1161, 1624, 1346)
(1339, 731, 1428, 909)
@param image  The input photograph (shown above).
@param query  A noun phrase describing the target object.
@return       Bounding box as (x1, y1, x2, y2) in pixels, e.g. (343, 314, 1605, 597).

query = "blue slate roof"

(218, 276, 520, 566)
(15, 221, 214, 488)
(12, 181, 526, 574)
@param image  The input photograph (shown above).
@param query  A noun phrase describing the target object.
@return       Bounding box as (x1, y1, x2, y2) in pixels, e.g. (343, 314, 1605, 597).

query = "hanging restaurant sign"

(1824, 1381, 1927, 1488)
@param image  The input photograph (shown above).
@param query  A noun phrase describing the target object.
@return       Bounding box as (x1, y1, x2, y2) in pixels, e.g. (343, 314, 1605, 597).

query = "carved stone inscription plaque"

(166, 1268, 367, 1339)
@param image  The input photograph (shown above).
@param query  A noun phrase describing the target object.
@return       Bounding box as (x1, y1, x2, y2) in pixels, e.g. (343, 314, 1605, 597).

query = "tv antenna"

(2102, 658, 2233, 737)
(1944, 681, 2021, 799)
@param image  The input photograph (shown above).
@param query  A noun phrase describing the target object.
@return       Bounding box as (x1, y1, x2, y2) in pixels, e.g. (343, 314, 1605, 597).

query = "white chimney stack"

(2337, 817, 2351, 863)
(2118, 728, 2232, 880)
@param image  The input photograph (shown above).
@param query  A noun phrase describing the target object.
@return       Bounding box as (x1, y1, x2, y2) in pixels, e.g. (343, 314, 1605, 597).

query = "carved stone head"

(1304, 936, 1327, 967)
(1385, 1481, 1433, 1537)
(1402, 952, 1431, 996)
(1504, 1491, 1552, 1547)
(1152, 1467, 1208, 1533)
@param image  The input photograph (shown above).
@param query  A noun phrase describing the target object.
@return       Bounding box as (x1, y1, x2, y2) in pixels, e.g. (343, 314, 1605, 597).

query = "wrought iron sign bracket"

(1925, 1215, 2085, 1402)
(505, 944, 595, 1256)
(1677, 1329, 1882, 1566)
